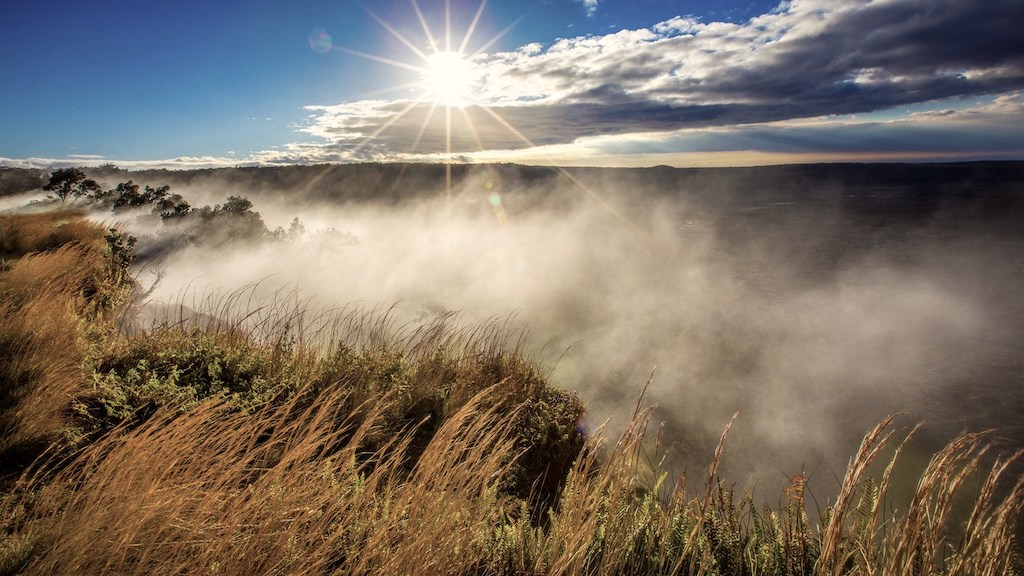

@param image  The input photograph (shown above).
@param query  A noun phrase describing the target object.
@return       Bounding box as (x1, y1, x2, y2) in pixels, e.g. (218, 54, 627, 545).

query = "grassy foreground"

(0, 211, 1021, 575)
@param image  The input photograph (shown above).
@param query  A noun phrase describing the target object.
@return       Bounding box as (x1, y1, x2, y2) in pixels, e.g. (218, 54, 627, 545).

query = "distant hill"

(5, 162, 1024, 231)
(0, 167, 45, 196)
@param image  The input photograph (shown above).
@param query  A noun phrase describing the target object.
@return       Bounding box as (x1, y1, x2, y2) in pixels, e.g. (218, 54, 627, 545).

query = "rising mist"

(79, 162, 1024, 496)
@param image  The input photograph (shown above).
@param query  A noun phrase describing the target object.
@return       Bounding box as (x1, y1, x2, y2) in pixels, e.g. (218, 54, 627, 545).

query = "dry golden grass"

(0, 215, 111, 481)
(0, 211, 96, 257)
(0, 243, 104, 303)
(7, 391, 1019, 575)
(9, 388, 521, 576)
(0, 287, 83, 467)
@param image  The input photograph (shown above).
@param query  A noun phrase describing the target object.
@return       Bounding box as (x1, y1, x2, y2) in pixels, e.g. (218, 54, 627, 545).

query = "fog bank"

(92, 163, 1024, 495)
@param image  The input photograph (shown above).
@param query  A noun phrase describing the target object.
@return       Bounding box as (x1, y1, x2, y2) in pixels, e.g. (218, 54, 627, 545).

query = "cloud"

(5, 93, 1022, 170)
(910, 91, 1024, 120)
(7, 0, 1024, 171)
(288, 0, 1024, 161)
(5, 90, 1022, 171)
(276, 89, 1023, 167)
(0, 155, 246, 171)
(576, 0, 599, 17)
(483, 0, 1023, 114)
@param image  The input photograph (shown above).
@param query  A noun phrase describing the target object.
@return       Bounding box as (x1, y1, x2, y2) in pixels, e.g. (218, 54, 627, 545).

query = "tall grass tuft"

(9, 386, 523, 575)
(0, 213, 115, 479)
(0, 211, 95, 257)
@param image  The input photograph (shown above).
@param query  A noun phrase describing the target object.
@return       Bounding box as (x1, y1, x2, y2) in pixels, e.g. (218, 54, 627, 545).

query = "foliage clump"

(42, 168, 100, 204)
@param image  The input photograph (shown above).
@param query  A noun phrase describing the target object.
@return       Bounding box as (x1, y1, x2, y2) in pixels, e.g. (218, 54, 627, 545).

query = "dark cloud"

(307, 99, 1022, 158)
(707, 0, 1024, 103)
(843, 0, 1024, 72)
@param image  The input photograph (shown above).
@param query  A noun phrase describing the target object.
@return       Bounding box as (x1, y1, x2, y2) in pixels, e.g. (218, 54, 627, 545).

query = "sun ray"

(445, 103, 452, 201)
(351, 97, 428, 156)
(351, 80, 425, 101)
(384, 101, 439, 196)
(470, 15, 525, 58)
(411, 102, 439, 151)
(458, 0, 488, 55)
(459, 106, 486, 152)
(476, 103, 649, 243)
(475, 104, 535, 149)
(359, 4, 432, 64)
(337, 47, 426, 74)
(435, 105, 494, 209)
(343, 0, 641, 231)
(445, 0, 452, 52)
(410, 0, 439, 54)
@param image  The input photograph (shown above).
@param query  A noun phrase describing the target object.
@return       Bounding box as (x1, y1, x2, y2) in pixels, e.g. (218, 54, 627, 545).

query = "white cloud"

(0, 155, 248, 171)
(577, 0, 599, 17)
(652, 16, 702, 36)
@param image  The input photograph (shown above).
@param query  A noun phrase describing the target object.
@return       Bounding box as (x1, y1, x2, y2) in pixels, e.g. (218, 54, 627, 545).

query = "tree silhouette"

(210, 196, 267, 242)
(217, 195, 254, 215)
(155, 193, 191, 220)
(110, 180, 142, 210)
(43, 168, 101, 204)
(110, 181, 172, 212)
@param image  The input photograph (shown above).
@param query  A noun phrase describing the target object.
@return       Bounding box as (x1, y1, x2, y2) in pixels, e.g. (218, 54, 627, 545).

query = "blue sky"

(1, 0, 1022, 168)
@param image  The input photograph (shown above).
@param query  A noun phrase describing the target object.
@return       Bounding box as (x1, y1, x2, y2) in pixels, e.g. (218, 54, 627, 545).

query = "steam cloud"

(104, 165, 1024, 496)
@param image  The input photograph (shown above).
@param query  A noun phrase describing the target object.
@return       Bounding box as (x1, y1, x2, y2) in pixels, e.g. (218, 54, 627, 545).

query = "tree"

(110, 180, 142, 210)
(155, 193, 191, 220)
(217, 195, 254, 215)
(286, 216, 306, 241)
(43, 168, 101, 204)
(208, 196, 268, 242)
(110, 181, 170, 212)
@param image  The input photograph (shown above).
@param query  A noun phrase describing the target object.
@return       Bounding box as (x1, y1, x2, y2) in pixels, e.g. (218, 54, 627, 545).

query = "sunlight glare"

(422, 50, 478, 108)
(344, 0, 634, 236)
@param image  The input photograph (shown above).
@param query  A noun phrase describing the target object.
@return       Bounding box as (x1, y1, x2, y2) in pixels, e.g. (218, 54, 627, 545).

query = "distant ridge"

(5, 161, 1024, 212)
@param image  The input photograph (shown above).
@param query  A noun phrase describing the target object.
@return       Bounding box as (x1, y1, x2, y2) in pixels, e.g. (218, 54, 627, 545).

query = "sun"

(337, 0, 631, 228)
(422, 50, 478, 108)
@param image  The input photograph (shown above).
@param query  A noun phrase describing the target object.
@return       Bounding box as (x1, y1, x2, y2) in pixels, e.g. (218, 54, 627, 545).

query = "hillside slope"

(0, 211, 1020, 575)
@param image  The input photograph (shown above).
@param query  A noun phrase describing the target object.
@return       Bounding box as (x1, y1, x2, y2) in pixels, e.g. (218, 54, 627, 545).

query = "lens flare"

(308, 29, 333, 53)
(488, 189, 507, 225)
